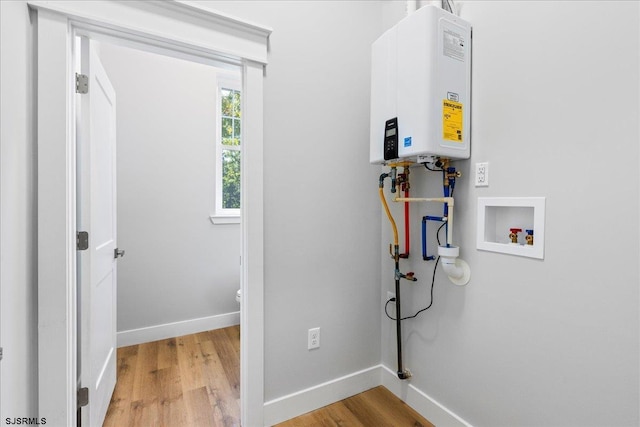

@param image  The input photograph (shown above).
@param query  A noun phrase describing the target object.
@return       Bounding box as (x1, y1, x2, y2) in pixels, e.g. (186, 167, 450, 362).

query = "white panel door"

(77, 37, 118, 427)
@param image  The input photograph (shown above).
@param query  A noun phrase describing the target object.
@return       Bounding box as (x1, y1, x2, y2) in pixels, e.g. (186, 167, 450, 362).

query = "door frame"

(29, 2, 270, 426)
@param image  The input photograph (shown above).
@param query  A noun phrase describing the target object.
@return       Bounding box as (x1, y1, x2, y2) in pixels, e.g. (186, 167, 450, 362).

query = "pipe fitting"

(397, 369, 412, 380)
(390, 167, 397, 193)
(396, 270, 417, 282)
(379, 173, 389, 188)
(509, 228, 522, 244)
(525, 229, 534, 245)
(438, 246, 471, 286)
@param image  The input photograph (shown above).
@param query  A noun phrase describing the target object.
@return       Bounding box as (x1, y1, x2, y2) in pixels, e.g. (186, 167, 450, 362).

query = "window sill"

(210, 215, 241, 225)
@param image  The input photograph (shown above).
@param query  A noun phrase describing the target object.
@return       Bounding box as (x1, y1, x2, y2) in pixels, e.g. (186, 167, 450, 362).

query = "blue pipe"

(422, 215, 446, 261)
(447, 167, 456, 195)
(421, 218, 428, 260)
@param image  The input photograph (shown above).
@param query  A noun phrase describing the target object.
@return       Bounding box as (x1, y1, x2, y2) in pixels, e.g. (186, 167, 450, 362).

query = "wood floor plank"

(275, 386, 434, 427)
(277, 401, 365, 427)
(131, 340, 159, 403)
(190, 334, 229, 426)
(176, 333, 207, 393)
(157, 337, 178, 370)
(128, 340, 161, 426)
(183, 386, 218, 427)
(129, 397, 159, 427)
(103, 345, 138, 426)
(208, 327, 241, 399)
(157, 365, 187, 426)
(316, 402, 366, 427)
(224, 324, 241, 357)
(199, 337, 241, 425)
(343, 386, 433, 427)
(376, 385, 433, 426)
(338, 394, 390, 426)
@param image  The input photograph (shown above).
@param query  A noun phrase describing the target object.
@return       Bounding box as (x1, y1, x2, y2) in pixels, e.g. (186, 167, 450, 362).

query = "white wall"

(0, 0, 38, 419)
(197, 1, 385, 401)
(380, 2, 640, 426)
(96, 43, 241, 334)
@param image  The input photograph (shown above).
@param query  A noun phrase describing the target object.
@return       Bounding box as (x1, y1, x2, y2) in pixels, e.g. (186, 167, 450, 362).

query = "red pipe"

(399, 172, 410, 258)
(403, 186, 410, 256)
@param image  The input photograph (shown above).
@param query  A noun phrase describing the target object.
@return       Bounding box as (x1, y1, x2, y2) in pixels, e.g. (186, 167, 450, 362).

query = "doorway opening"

(76, 37, 244, 425)
(32, 2, 269, 426)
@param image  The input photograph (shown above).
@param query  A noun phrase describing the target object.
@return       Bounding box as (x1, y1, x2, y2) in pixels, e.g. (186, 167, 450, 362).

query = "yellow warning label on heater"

(443, 100, 463, 142)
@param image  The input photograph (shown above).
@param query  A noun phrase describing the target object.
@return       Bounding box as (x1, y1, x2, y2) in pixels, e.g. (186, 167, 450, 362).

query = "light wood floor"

(103, 325, 241, 427)
(104, 326, 433, 427)
(276, 386, 434, 427)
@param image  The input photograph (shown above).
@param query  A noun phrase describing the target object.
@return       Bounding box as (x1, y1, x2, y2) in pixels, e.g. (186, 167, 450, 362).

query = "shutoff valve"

(509, 228, 522, 244)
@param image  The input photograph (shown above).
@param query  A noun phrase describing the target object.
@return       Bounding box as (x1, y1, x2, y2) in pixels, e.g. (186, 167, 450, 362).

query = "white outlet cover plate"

(308, 327, 320, 350)
(475, 162, 489, 187)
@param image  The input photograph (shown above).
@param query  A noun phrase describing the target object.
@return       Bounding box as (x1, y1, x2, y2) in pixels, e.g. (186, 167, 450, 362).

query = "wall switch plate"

(475, 162, 489, 187)
(308, 327, 320, 350)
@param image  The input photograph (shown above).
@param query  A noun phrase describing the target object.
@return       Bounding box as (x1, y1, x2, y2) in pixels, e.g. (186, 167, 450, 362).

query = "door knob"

(114, 248, 125, 259)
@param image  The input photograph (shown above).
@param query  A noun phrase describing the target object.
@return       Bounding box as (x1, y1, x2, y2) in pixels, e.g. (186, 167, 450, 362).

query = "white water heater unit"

(370, 6, 472, 164)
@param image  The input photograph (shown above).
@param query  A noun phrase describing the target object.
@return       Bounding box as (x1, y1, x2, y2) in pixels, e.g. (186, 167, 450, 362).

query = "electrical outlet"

(387, 291, 396, 301)
(475, 162, 489, 187)
(308, 327, 320, 350)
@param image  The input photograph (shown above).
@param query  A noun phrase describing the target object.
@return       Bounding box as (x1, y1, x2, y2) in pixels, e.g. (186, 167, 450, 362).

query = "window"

(214, 76, 241, 221)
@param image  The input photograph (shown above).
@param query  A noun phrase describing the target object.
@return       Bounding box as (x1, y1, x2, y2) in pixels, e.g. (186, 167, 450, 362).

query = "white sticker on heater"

(443, 28, 465, 62)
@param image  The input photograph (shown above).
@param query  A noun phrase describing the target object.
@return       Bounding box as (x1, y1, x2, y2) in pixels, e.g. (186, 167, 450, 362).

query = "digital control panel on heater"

(369, 5, 472, 164)
(384, 118, 399, 160)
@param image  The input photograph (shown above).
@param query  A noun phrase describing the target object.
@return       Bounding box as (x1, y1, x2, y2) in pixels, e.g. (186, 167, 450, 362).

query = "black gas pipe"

(379, 169, 415, 380)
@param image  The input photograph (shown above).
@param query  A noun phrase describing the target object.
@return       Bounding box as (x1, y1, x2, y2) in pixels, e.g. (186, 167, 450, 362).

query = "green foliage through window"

(222, 149, 240, 209)
(221, 88, 241, 145)
(220, 88, 241, 210)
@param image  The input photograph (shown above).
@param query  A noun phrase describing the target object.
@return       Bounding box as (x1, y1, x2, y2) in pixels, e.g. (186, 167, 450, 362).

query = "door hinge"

(77, 231, 89, 251)
(77, 387, 89, 408)
(0, 347, 3, 361)
(76, 73, 88, 94)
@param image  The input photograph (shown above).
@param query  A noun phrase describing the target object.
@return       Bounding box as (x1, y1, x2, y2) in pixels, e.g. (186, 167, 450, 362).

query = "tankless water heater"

(370, 6, 472, 164)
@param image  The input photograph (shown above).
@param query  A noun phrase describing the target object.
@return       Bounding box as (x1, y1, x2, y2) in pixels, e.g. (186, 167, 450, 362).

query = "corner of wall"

(380, 365, 470, 427)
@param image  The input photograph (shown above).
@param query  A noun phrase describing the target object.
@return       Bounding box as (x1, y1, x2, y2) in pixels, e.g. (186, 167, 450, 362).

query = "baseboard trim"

(263, 365, 381, 426)
(381, 365, 471, 427)
(117, 311, 240, 347)
(263, 364, 470, 426)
